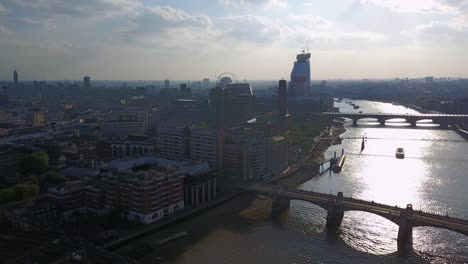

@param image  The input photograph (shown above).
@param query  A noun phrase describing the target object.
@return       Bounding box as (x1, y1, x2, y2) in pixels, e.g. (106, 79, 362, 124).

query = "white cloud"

(218, 15, 282, 43)
(0, 3, 9, 14)
(220, 0, 286, 8)
(360, 0, 456, 13)
(0, 24, 11, 34)
(285, 14, 333, 30)
(11, 0, 142, 17)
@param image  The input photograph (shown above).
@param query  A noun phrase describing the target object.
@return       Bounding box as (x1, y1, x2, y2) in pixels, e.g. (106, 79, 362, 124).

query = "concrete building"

(0, 85, 8, 105)
(7, 198, 58, 232)
(184, 169, 216, 208)
(289, 52, 311, 97)
(30, 110, 45, 127)
(209, 82, 261, 128)
(278, 79, 288, 132)
(101, 120, 145, 140)
(158, 125, 221, 172)
(202, 78, 210, 89)
(146, 108, 160, 137)
(101, 111, 148, 139)
(179, 83, 192, 99)
(160, 99, 208, 125)
(288, 93, 334, 116)
(13, 70, 18, 84)
(109, 135, 157, 159)
(83, 76, 91, 89)
(222, 129, 267, 182)
(158, 125, 190, 161)
(266, 136, 288, 177)
(102, 168, 184, 224)
(47, 179, 105, 217)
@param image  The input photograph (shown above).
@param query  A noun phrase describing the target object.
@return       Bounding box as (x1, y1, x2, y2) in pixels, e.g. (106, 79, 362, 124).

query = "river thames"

(119, 100, 468, 264)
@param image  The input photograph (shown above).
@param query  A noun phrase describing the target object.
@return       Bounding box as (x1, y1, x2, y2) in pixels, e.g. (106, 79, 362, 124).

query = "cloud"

(220, 0, 286, 8)
(360, 0, 456, 13)
(0, 24, 11, 34)
(0, 3, 9, 14)
(118, 5, 213, 47)
(414, 19, 468, 38)
(218, 15, 282, 43)
(11, 0, 141, 18)
(285, 14, 333, 30)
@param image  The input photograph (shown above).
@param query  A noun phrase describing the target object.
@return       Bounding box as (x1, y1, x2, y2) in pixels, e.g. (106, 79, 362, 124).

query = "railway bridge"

(244, 184, 468, 254)
(318, 112, 468, 128)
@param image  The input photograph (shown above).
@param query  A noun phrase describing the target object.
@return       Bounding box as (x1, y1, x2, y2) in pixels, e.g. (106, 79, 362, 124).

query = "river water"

(120, 100, 468, 264)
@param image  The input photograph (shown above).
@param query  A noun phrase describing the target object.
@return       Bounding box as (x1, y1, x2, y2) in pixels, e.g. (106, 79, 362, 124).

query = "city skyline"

(0, 0, 468, 80)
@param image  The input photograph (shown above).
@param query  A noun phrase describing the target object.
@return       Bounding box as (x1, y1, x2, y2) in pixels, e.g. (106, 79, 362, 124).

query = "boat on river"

(395, 148, 405, 159)
(332, 154, 346, 173)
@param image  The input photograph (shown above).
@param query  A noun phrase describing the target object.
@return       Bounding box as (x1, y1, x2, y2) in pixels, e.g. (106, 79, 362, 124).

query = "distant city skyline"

(0, 0, 467, 80)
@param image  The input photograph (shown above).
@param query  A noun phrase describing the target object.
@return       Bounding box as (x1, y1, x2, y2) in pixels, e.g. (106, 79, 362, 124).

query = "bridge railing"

(250, 185, 467, 224)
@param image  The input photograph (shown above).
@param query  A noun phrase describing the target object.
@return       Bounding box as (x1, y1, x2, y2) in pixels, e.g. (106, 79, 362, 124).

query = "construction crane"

(302, 39, 310, 53)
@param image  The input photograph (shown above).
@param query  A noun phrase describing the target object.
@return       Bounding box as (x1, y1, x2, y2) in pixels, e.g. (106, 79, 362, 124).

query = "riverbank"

(108, 121, 347, 252)
(275, 123, 347, 188)
(104, 192, 240, 250)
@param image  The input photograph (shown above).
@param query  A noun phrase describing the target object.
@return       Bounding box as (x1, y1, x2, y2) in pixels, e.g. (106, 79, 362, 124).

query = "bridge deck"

(246, 185, 468, 234)
(320, 112, 468, 118)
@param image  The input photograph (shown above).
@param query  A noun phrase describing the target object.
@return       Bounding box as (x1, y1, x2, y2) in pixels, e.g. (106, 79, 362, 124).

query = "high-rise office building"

(278, 79, 287, 131)
(0, 86, 8, 105)
(289, 52, 311, 97)
(202, 78, 210, 89)
(13, 70, 18, 84)
(209, 82, 260, 128)
(83, 76, 91, 89)
(179, 83, 192, 99)
(158, 125, 221, 172)
(164, 79, 170, 89)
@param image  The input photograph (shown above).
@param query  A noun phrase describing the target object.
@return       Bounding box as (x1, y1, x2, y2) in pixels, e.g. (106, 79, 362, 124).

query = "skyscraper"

(278, 79, 287, 131)
(83, 76, 91, 89)
(164, 79, 170, 89)
(13, 70, 18, 84)
(289, 52, 311, 97)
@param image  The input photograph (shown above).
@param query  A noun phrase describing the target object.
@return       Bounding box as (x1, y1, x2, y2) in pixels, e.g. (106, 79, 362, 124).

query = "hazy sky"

(0, 0, 467, 81)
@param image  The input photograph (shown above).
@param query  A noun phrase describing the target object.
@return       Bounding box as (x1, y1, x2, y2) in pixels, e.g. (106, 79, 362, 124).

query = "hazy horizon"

(1, 0, 467, 80)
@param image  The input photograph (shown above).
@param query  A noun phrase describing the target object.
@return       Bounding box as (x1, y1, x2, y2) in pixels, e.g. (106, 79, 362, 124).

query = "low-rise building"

(109, 135, 157, 159)
(47, 179, 105, 217)
(102, 168, 184, 224)
(7, 198, 59, 232)
(100, 120, 145, 140)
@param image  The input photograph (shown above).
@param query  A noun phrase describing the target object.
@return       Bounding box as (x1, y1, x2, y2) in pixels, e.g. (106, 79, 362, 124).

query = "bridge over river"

(244, 184, 468, 254)
(319, 112, 468, 128)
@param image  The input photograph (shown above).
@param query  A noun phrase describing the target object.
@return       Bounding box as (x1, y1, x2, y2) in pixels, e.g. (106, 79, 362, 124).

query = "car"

(395, 147, 405, 159)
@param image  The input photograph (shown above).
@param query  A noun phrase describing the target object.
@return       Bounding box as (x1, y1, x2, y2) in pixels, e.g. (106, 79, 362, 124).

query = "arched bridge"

(319, 112, 468, 128)
(245, 184, 468, 254)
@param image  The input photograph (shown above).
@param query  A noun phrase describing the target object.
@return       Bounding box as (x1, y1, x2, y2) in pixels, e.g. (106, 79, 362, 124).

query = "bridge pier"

(409, 119, 417, 127)
(352, 119, 358, 126)
(272, 195, 290, 214)
(378, 118, 385, 126)
(438, 122, 449, 129)
(397, 205, 414, 255)
(326, 192, 344, 233)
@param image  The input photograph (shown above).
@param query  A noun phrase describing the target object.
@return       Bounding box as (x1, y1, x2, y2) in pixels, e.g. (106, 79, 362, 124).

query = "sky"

(0, 0, 467, 81)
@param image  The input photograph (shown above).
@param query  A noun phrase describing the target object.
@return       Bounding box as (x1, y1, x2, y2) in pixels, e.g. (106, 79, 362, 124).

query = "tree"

(18, 152, 49, 175)
(0, 184, 39, 204)
(13, 184, 39, 200)
(0, 188, 15, 203)
(45, 171, 69, 184)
